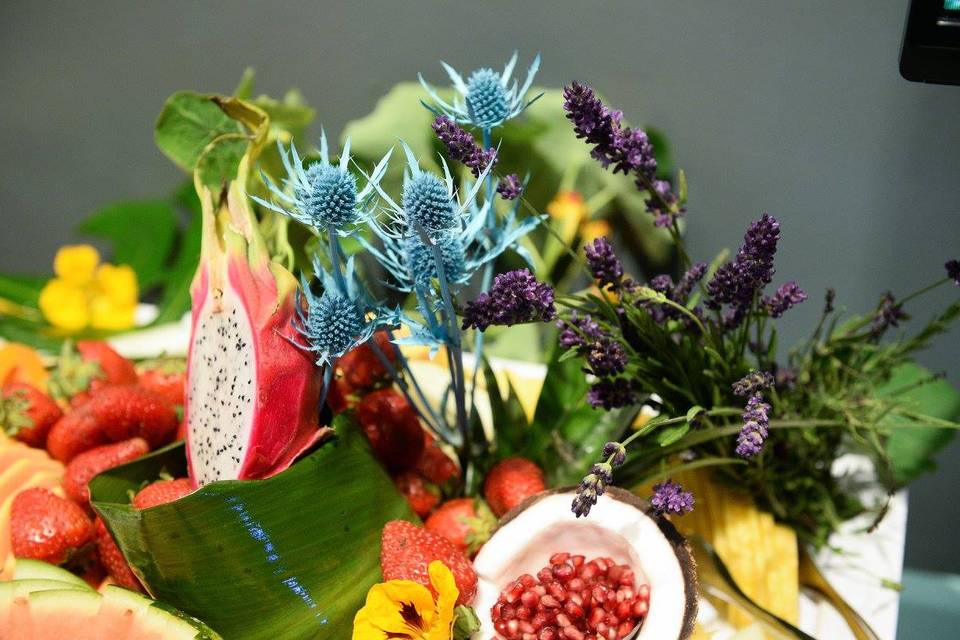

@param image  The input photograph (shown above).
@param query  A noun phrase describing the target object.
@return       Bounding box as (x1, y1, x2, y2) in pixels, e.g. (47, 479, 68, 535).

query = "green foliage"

(91, 416, 415, 640)
(154, 91, 245, 179)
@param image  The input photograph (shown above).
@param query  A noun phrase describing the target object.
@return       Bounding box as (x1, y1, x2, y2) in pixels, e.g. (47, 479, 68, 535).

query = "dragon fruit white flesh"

(185, 108, 326, 485)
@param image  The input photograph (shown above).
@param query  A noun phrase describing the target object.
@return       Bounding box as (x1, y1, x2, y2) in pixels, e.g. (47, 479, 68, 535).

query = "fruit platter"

(0, 52, 958, 640)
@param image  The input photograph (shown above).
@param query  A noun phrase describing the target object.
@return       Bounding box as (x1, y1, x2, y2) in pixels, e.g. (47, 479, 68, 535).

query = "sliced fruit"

(0, 577, 222, 639)
(472, 488, 697, 640)
(11, 559, 92, 590)
(0, 343, 49, 390)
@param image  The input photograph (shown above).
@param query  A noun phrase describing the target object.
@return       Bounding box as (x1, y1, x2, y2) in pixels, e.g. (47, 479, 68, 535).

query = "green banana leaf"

(90, 417, 415, 639)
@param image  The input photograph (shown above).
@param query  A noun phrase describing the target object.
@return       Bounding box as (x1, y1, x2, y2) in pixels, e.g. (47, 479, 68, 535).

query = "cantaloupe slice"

(0, 577, 222, 639)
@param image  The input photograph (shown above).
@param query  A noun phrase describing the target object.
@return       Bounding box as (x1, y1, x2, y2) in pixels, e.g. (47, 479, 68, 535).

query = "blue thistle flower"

(289, 256, 396, 367)
(402, 172, 458, 236)
(252, 129, 391, 235)
(403, 233, 466, 288)
(419, 52, 543, 130)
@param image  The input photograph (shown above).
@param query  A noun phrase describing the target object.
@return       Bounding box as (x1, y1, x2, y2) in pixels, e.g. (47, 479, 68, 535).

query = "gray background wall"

(1, 1, 958, 572)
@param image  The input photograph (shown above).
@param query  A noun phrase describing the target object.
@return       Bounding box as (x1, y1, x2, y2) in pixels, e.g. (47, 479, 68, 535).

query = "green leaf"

(0, 273, 45, 307)
(76, 201, 177, 290)
(876, 363, 960, 485)
(90, 417, 415, 640)
(233, 67, 256, 100)
(528, 346, 636, 485)
(656, 421, 690, 447)
(154, 91, 244, 174)
(152, 182, 202, 324)
(685, 405, 704, 422)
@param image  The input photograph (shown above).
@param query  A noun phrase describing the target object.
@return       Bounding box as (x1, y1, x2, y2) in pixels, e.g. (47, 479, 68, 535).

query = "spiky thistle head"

(402, 172, 458, 236)
(252, 129, 391, 235)
(403, 233, 466, 289)
(419, 52, 543, 130)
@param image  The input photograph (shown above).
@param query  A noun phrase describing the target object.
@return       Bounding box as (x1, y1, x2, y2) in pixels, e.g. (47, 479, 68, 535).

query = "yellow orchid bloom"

(53, 245, 100, 285)
(580, 219, 612, 245)
(353, 561, 458, 640)
(38, 278, 90, 331)
(546, 190, 587, 227)
(95, 263, 138, 307)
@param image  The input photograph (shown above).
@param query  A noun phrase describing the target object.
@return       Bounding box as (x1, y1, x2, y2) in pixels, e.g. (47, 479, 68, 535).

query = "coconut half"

(472, 487, 697, 640)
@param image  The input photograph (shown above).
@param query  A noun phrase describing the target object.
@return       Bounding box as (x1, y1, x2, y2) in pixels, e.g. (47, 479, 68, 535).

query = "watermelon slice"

(0, 564, 222, 639)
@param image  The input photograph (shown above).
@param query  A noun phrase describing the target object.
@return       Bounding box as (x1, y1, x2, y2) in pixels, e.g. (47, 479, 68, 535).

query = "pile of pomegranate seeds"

(490, 552, 651, 640)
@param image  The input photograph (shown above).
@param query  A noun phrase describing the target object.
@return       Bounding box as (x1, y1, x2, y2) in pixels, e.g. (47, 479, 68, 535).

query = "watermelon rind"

(12, 559, 93, 590)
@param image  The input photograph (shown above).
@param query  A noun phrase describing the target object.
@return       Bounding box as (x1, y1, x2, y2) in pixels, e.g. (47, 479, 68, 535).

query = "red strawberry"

(94, 517, 141, 591)
(356, 389, 425, 472)
(338, 332, 397, 391)
(424, 498, 495, 556)
(48, 341, 137, 403)
(10, 487, 94, 564)
(1, 382, 63, 448)
(416, 431, 460, 486)
(380, 520, 477, 606)
(137, 358, 186, 407)
(47, 385, 179, 462)
(63, 438, 150, 505)
(132, 478, 194, 509)
(483, 457, 546, 517)
(394, 470, 441, 518)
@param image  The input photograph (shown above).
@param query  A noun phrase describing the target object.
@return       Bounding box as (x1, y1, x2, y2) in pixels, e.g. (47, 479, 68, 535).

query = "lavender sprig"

(764, 282, 807, 318)
(496, 174, 523, 200)
(461, 269, 556, 331)
(584, 237, 624, 291)
(650, 480, 695, 516)
(732, 370, 775, 397)
(706, 214, 782, 325)
(432, 115, 497, 178)
(736, 393, 771, 458)
(571, 442, 628, 517)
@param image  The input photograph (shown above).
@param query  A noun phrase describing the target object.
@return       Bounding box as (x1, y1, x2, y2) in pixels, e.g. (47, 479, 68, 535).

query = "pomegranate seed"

(572, 555, 585, 567)
(522, 590, 540, 608)
(520, 573, 537, 587)
(502, 604, 517, 620)
(538, 568, 555, 583)
(568, 578, 585, 593)
(548, 583, 567, 600)
(562, 626, 584, 640)
(607, 565, 623, 583)
(633, 600, 648, 617)
(615, 601, 632, 620)
(541, 595, 562, 609)
(596, 622, 609, 636)
(638, 584, 650, 600)
(618, 570, 634, 586)
(564, 601, 584, 619)
(617, 621, 636, 639)
(556, 613, 572, 628)
(551, 552, 571, 564)
(554, 563, 575, 581)
(508, 619, 520, 636)
(518, 606, 533, 621)
(520, 621, 536, 633)
(539, 627, 558, 640)
(588, 607, 605, 629)
(569, 592, 584, 606)
(580, 563, 598, 581)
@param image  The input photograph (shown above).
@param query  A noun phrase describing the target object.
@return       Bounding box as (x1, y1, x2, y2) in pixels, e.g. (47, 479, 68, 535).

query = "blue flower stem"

(327, 225, 348, 296)
(468, 127, 497, 429)
(318, 364, 334, 415)
(421, 226, 472, 489)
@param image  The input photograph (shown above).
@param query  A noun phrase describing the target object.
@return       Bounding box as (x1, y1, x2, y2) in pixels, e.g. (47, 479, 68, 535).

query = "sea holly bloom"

(253, 130, 391, 235)
(290, 257, 396, 367)
(352, 560, 458, 640)
(419, 52, 542, 130)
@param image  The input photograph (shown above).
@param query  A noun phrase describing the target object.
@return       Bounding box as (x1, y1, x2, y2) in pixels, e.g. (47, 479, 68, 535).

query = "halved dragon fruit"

(185, 115, 326, 486)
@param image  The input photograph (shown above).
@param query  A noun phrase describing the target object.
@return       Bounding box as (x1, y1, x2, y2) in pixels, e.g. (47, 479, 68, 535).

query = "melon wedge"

(0, 470, 66, 579)
(12, 559, 92, 590)
(0, 576, 222, 639)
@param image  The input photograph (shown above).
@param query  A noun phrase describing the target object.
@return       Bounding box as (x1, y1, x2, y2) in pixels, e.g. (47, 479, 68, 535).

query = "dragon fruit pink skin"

(185, 110, 327, 486)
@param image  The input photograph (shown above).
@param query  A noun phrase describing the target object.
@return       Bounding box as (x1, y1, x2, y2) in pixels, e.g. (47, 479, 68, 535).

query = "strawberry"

(47, 385, 179, 462)
(393, 470, 441, 518)
(483, 457, 546, 517)
(63, 438, 150, 505)
(48, 341, 137, 403)
(94, 517, 141, 591)
(415, 431, 460, 486)
(356, 389, 425, 472)
(380, 520, 477, 606)
(137, 358, 186, 407)
(132, 478, 194, 509)
(424, 498, 495, 556)
(10, 487, 94, 564)
(1, 382, 63, 448)
(338, 332, 397, 391)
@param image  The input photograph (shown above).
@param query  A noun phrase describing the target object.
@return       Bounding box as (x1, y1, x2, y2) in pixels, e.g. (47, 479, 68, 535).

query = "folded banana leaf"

(90, 417, 414, 639)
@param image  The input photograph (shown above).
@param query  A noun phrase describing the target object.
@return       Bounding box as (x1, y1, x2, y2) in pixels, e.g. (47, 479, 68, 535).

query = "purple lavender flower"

(571, 474, 602, 517)
(947, 259, 960, 286)
(557, 313, 602, 350)
(650, 480, 695, 516)
(432, 115, 497, 177)
(461, 269, 556, 331)
(646, 179, 681, 228)
(872, 291, 908, 337)
(732, 370, 775, 397)
(585, 237, 624, 290)
(736, 393, 770, 458)
(706, 214, 781, 323)
(587, 378, 638, 410)
(586, 337, 628, 377)
(764, 281, 807, 318)
(675, 262, 708, 301)
(562, 82, 658, 184)
(496, 174, 522, 200)
(603, 441, 627, 466)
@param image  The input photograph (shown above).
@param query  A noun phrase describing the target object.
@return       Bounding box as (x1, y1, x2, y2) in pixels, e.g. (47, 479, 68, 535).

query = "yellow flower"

(95, 264, 138, 307)
(546, 190, 587, 227)
(580, 219, 612, 245)
(38, 279, 90, 331)
(353, 561, 458, 640)
(38, 245, 139, 333)
(53, 245, 100, 285)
